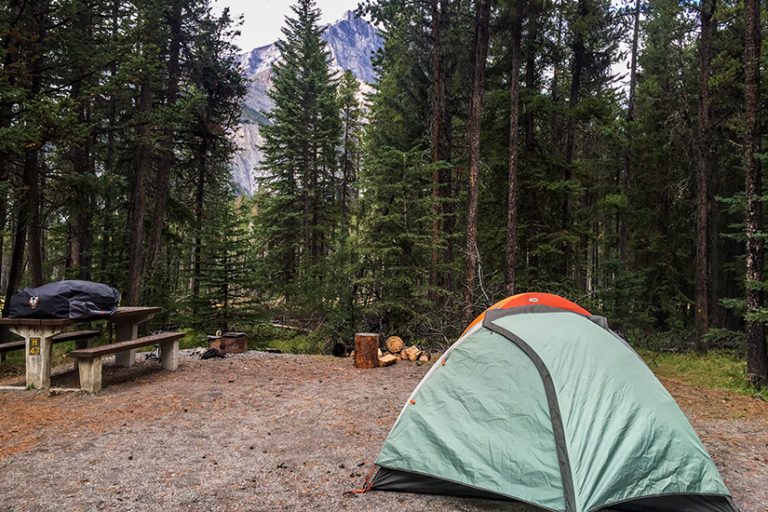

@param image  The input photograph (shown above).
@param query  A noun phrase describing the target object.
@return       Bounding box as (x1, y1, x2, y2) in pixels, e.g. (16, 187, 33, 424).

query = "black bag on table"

(8, 280, 120, 320)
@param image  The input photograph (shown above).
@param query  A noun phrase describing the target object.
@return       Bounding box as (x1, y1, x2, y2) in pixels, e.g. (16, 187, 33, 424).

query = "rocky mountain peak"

(231, 11, 382, 195)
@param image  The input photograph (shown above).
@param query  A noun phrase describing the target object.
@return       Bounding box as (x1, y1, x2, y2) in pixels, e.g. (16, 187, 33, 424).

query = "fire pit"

(207, 332, 248, 354)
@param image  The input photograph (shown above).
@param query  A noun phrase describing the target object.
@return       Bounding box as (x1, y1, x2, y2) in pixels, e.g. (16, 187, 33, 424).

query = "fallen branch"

(270, 323, 314, 334)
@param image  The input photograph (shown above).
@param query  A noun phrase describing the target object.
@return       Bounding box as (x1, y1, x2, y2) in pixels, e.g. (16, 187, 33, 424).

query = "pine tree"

(337, 70, 363, 224)
(743, 0, 767, 386)
(258, 0, 342, 307)
(187, 194, 259, 332)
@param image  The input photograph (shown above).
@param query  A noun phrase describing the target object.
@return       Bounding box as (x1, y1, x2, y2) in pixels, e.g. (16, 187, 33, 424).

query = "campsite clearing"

(0, 350, 766, 512)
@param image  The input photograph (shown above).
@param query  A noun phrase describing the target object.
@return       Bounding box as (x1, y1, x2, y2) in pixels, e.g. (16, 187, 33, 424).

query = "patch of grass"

(637, 349, 755, 396)
(253, 335, 325, 355)
(1, 347, 25, 368)
(178, 329, 207, 350)
(249, 323, 328, 354)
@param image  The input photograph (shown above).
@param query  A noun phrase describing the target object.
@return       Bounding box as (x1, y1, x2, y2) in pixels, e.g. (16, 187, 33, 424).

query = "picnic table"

(0, 306, 161, 389)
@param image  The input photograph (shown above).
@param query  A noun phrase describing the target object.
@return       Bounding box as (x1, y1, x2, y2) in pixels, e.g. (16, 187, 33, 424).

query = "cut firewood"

(385, 336, 404, 354)
(378, 348, 383, 357)
(403, 345, 424, 361)
(418, 354, 429, 362)
(378, 353, 398, 367)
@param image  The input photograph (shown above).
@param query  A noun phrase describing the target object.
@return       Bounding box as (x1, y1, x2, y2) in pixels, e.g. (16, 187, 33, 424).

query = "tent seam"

(483, 314, 578, 512)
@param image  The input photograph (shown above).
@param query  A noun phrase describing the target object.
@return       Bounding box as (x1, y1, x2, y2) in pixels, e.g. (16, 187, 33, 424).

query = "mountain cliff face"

(231, 11, 381, 195)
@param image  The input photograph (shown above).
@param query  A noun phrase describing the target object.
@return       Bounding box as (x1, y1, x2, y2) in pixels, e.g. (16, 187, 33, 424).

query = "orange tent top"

(461, 292, 591, 337)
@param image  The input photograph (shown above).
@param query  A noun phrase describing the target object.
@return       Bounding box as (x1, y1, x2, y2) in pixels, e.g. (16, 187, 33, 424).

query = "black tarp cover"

(8, 280, 120, 320)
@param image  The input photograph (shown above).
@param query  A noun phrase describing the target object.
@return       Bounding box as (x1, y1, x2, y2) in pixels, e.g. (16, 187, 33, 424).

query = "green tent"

(366, 293, 737, 512)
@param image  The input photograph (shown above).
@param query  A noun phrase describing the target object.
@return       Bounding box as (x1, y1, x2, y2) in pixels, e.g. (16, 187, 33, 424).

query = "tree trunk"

(124, 79, 152, 306)
(504, 13, 523, 296)
(620, 0, 640, 261)
(565, 0, 586, 245)
(69, 72, 95, 281)
(429, 0, 442, 304)
(25, 6, 46, 288)
(192, 143, 207, 308)
(550, 2, 564, 150)
(24, 147, 44, 288)
(0, 16, 17, 297)
(524, 0, 540, 153)
(744, 0, 767, 386)
(0, 0, 21, 343)
(694, 0, 715, 353)
(462, 0, 491, 326)
(145, 0, 182, 279)
(98, 0, 120, 280)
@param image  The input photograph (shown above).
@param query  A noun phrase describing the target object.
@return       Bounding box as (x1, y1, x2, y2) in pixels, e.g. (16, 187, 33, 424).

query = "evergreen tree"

(258, 0, 342, 308)
(187, 194, 259, 332)
(337, 69, 363, 224)
(0, 0, 246, 339)
(743, 0, 767, 385)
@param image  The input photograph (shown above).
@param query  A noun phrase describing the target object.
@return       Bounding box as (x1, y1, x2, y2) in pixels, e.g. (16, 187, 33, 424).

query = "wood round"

(354, 332, 379, 369)
(385, 335, 404, 353)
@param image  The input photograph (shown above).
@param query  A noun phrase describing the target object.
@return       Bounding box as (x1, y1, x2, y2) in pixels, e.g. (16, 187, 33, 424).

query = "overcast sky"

(215, 0, 362, 52)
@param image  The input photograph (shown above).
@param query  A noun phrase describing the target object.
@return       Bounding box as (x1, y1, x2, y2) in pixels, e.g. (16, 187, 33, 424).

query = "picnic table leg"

(77, 358, 102, 393)
(73, 336, 96, 372)
(15, 326, 63, 389)
(113, 321, 138, 368)
(26, 336, 53, 389)
(159, 339, 179, 371)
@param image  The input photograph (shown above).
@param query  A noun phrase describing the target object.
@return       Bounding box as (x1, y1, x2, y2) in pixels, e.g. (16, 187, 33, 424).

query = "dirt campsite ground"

(0, 350, 766, 512)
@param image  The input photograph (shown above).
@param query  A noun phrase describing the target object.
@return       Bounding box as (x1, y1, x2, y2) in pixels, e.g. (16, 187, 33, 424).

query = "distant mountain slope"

(231, 11, 382, 195)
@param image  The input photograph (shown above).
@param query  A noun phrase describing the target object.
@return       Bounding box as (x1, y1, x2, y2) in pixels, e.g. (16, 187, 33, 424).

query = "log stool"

(354, 332, 379, 369)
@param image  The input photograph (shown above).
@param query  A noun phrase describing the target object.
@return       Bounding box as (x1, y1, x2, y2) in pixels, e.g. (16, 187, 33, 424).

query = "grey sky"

(214, 0, 362, 52)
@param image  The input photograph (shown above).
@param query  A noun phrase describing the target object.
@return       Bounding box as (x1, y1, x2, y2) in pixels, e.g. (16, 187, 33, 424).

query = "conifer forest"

(2, 0, 768, 385)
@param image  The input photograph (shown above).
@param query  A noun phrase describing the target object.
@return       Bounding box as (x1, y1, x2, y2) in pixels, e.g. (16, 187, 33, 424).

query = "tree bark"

(0, 0, 21, 343)
(565, 0, 586, 232)
(124, 79, 152, 306)
(550, 1, 564, 150)
(145, 0, 182, 279)
(25, 4, 46, 288)
(191, 143, 207, 309)
(744, 0, 767, 386)
(69, 69, 95, 280)
(620, 0, 640, 261)
(524, 0, 540, 153)
(462, 0, 491, 326)
(694, 0, 715, 353)
(429, 0, 442, 304)
(24, 148, 44, 288)
(504, 12, 523, 296)
(353, 332, 379, 369)
(98, 0, 120, 280)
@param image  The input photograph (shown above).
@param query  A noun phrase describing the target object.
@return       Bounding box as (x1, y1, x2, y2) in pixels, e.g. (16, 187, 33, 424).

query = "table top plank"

(0, 318, 72, 326)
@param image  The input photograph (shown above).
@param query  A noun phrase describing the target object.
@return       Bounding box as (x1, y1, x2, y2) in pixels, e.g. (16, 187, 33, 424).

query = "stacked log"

(377, 336, 430, 366)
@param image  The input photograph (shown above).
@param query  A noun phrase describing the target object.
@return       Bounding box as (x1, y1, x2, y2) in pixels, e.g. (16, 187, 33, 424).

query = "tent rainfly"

(361, 293, 738, 512)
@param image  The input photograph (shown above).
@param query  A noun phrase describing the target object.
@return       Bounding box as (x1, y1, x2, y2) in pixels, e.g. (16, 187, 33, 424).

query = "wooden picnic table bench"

(0, 329, 101, 362)
(0, 306, 163, 389)
(68, 331, 184, 393)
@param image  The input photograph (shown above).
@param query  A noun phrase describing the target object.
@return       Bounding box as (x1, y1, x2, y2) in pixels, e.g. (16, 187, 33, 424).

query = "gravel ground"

(0, 350, 766, 512)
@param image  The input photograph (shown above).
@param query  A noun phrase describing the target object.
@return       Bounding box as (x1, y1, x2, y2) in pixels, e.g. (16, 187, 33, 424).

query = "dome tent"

(363, 293, 737, 512)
